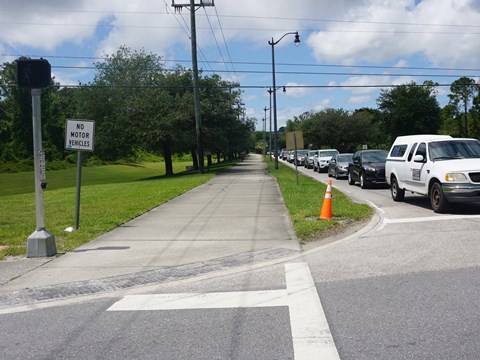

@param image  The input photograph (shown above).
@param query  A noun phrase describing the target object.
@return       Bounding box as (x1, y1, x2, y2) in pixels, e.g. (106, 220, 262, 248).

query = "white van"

(385, 134, 480, 212)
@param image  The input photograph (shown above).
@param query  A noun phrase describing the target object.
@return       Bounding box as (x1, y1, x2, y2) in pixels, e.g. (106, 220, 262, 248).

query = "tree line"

(2, 46, 479, 169)
(262, 78, 480, 153)
(0, 46, 255, 175)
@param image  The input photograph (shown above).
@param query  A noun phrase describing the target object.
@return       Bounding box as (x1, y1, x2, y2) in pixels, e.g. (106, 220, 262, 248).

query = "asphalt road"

(1, 159, 480, 360)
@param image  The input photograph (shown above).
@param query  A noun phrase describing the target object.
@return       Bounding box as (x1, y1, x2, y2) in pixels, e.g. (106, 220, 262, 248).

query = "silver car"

(304, 150, 318, 169)
(328, 153, 353, 179)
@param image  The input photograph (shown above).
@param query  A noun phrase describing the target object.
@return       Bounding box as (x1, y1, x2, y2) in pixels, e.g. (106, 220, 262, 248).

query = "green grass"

(0, 161, 219, 259)
(0, 161, 197, 196)
(266, 160, 372, 244)
(0, 157, 371, 260)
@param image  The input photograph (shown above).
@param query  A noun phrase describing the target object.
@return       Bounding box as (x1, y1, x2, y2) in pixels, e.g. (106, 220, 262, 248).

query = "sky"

(1, 0, 480, 131)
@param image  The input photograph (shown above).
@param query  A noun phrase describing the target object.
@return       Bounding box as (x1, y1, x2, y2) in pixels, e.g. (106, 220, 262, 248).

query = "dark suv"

(348, 149, 388, 188)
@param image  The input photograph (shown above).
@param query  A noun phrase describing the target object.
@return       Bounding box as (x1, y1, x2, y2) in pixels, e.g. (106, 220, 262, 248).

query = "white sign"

(65, 119, 95, 151)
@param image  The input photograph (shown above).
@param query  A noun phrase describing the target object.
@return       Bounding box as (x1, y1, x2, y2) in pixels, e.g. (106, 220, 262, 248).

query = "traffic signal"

(16, 59, 51, 88)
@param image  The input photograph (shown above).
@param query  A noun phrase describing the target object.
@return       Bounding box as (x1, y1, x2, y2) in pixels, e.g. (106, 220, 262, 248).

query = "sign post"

(65, 119, 95, 231)
(286, 131, 304, 185)
(17, 59, 57, 257)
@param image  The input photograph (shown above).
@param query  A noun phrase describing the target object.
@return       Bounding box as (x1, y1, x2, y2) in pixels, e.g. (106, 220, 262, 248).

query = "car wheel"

(390, 176, 405, 201)
(360, 173, 369, 189)
(430, 181, 449, 213)
(348, 171, 355, 185)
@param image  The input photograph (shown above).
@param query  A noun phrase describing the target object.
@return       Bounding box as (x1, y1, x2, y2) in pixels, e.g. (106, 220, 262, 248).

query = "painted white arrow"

(108, 263, 340, 360)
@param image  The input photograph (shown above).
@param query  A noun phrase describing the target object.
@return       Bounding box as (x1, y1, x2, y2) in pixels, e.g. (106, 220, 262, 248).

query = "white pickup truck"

(385, 134, 480, 213)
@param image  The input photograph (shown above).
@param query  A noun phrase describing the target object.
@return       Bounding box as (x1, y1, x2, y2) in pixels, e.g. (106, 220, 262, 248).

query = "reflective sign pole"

(26, 89, 56, 257)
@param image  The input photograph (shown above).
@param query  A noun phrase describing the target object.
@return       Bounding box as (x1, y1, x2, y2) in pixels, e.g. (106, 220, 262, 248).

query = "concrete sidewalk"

(0, 154, 300, 304)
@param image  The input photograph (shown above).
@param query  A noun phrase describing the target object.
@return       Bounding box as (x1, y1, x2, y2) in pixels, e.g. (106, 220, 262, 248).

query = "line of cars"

(280, 148, 347, 177)
(280, 147, 387, 186)
(280, 149, 343, 173)
(279, 133, 480, 213)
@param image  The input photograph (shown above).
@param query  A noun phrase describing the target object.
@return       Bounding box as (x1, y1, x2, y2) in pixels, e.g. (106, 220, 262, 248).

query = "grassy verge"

(0, 161, 225, 259)
(266, 160, 372, 244)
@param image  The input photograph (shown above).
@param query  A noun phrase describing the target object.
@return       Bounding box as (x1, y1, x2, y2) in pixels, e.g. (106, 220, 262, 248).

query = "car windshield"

(429, 140, 480, 160)
(337, 154, 353, 162)
(296, 150, 308, 155)
(319, 151, 337, 157)
(362, 151, 387, 162)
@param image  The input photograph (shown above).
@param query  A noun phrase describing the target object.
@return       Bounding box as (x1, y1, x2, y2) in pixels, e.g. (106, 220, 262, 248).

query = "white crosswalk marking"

(108, 263, 340, 360)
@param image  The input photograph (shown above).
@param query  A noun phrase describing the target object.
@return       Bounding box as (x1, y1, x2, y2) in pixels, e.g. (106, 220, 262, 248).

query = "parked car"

(313, 149, 339, 172)
(348, 149, 388, 188)
(280, 148, 288, 160)
(385, 134, 480, 213)
(287, 150, 296, 163)
(328, 153, 353, 179)
(295, 149, 309, 166)
(304, 150, 318, 169)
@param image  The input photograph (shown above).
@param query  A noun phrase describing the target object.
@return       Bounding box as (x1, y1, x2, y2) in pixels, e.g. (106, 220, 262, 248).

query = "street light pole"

(268, 31, 300, 169)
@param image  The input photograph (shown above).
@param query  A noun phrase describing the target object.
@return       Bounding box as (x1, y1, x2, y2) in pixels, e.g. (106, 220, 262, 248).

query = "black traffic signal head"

(16, 59, 51, 88)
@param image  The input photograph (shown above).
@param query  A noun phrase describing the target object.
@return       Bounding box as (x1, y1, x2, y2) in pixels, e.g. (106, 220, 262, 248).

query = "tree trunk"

(207, 154, 212, 166)
(191, 147, 199, 170)
(163, 141, 174, 176)
(216, 152, 221, 164)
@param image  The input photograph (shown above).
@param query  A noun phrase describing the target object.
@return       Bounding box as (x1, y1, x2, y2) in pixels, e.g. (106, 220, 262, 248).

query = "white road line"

(383, 214, 480, 225)
(285, 263, 341, 360)
(107, 289, 288, 310)
(108, 263, 340, 360)
(365, 200, 385, 214)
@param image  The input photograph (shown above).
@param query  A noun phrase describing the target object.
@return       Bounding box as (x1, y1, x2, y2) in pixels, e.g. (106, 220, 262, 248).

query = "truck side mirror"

(413, 154, 425, 163)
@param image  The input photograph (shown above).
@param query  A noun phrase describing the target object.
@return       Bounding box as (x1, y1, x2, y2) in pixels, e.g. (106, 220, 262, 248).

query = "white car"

(385, 134, 480, 213)
(313, 149, 339, 172)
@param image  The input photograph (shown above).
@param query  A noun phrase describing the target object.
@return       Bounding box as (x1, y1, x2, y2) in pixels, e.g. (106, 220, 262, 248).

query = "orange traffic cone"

(320, 179, 333, 220)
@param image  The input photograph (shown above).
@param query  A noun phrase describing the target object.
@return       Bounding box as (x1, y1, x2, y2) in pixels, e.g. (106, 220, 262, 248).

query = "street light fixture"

(269, 31, 300, 169)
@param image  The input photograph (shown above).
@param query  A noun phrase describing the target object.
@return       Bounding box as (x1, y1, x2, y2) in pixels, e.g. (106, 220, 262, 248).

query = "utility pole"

(268, 88, 273, 161)
(263, 106, 268, 156)
(172, 0, 214, 174)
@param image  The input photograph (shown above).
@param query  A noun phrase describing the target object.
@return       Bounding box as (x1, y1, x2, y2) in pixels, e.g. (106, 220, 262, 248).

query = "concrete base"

(26, 229, 56, 258)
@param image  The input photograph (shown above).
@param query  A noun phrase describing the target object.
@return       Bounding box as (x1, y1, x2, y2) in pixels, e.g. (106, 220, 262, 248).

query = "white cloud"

(0, 0, 107, 51)
(284, 82, 311, 98)
(306, 0, 480, 67)
(312, 97, 334, 112)
(348, 95, 373, 104)
(341, 75, 392, 94)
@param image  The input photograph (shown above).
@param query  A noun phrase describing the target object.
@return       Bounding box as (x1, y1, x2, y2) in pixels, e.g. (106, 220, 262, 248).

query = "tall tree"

(448, 77, 477, 137)
(377, 82, 441, 141)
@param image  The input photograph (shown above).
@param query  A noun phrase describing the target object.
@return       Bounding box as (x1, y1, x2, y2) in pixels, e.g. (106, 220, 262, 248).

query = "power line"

(0, 82, 457, 90)
(3, 53, 480, 73)
(213, 6, 240, 84)
(202, 7, 236, 84)
(2, 21, 480, 36)
(33, 65, 480, 79)
(1, 7, 479, 30)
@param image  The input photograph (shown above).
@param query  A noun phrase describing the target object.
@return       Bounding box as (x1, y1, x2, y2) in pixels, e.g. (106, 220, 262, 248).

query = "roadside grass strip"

(266, 160, 372, 244)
